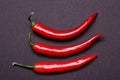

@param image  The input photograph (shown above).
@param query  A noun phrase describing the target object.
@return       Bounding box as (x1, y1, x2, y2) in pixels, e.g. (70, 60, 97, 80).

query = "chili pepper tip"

(96, 12, 98, 14)
(12, 62, 17, 66)
(30, 12, 34, 15)
(92, 12, 98, 18)
(91, 54, 97, 58)
(98, 32, 103, 36)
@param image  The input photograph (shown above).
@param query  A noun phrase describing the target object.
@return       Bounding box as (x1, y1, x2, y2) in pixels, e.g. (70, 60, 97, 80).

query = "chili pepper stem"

(28, 12, 35, 26)
(28, 32, 34, 46)
(12, 62, 34, 69)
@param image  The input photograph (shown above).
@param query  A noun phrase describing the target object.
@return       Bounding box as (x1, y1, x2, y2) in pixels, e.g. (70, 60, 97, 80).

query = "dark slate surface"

(0, 0, 120, 80)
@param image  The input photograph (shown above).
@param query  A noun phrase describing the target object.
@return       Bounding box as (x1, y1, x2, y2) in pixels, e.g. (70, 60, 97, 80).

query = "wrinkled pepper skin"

(13, 54, 97, 73)
(32, 33, 102, 57)
(32, 12, 98, 40)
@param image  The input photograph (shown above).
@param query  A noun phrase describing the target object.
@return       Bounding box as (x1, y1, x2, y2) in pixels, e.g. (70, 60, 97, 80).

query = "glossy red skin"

(32, 33, 102, 57)
(32, 12, 98, 40)
(34, 54, 97, 73)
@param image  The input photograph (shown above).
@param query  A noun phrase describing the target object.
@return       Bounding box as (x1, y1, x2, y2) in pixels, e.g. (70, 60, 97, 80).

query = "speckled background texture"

(0, 0, 120, 80)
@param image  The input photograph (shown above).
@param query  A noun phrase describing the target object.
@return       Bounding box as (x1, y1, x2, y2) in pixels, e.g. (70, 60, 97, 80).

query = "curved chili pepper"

(28, 32, 102, 57)
(12, 54, 97, 73)
(29, 12, 98, 40)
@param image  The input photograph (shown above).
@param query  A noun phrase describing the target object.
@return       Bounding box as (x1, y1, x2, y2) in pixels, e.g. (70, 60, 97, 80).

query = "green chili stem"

(28, 32, 34, 46)
(28, 12, 35, 26)
(12, 62, 34, 69)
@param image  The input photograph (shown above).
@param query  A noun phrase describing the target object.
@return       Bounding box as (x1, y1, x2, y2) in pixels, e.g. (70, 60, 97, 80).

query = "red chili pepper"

(28, 12, 98, 40)
(12, 54, 97, 73)
(28, 32, 102, 57)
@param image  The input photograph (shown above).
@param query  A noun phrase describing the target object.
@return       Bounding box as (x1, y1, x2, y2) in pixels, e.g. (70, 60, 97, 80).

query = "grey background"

(0, 0, 120, 80)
